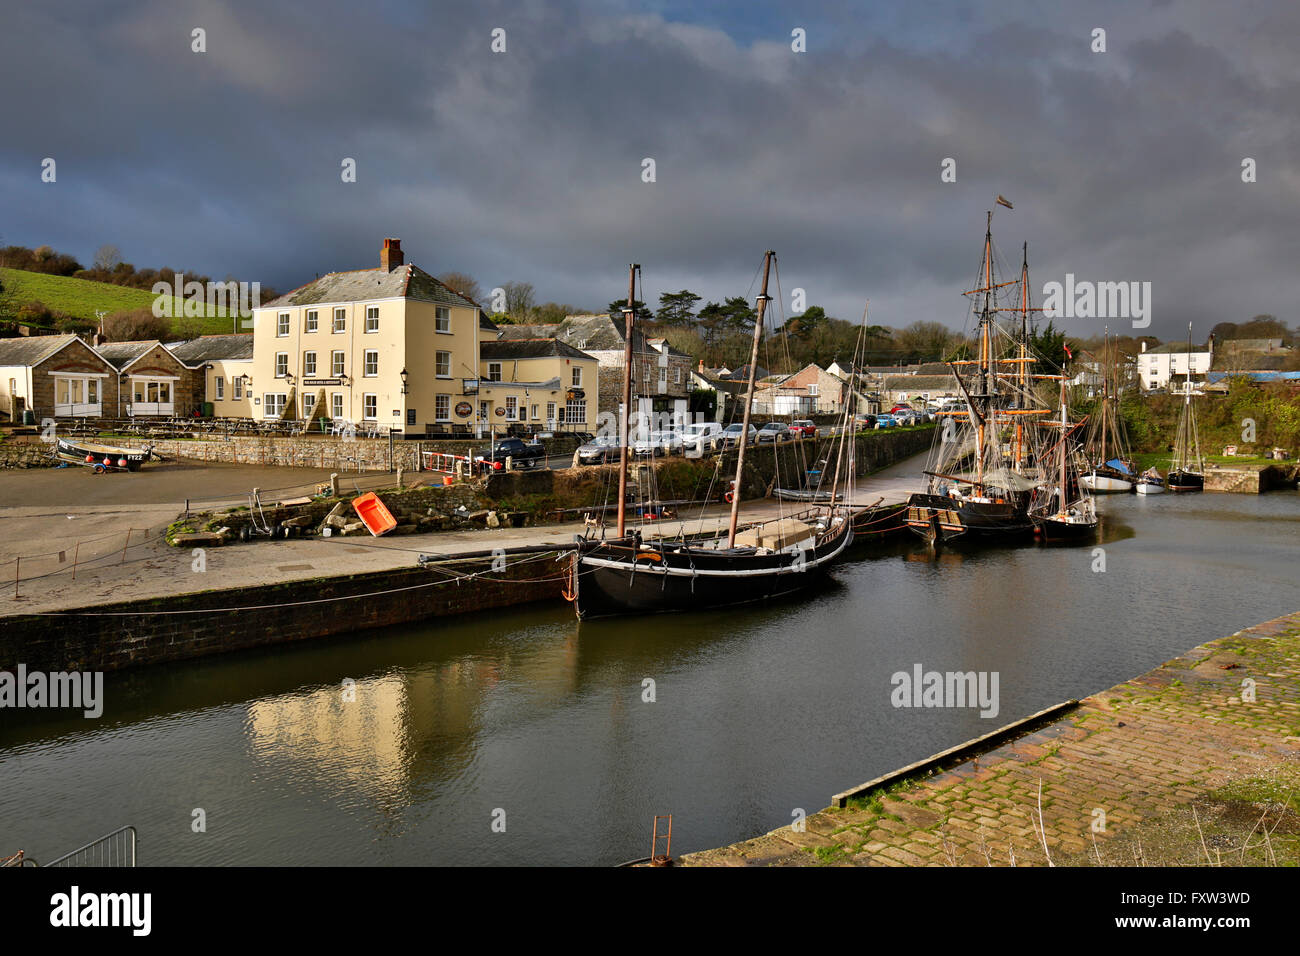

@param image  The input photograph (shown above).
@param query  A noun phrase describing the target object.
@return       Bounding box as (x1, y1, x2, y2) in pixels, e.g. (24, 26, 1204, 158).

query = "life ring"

(724, 491, 734, 503)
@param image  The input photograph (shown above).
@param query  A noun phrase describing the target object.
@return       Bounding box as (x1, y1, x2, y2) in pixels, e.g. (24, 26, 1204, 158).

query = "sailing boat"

(1030, 365, 1098, 540)
(1079, 330, 1135, 493)
(1167, 322, 1205, 492)
(906, 214, 1051, 543)
(569, 254, 855, 619)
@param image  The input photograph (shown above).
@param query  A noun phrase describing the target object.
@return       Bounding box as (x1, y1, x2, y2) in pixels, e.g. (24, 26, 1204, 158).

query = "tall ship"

(569, 253, 855, 619)
(1167, 322, 1206, 492)
(906, 213, 1053, 543)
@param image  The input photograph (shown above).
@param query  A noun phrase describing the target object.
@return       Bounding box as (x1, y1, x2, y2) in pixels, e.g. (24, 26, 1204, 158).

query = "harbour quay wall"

(1204, 462, 1299, 493)
(0, 555, 568, 673)
(0, 439, 53, 468)
(487, 425, 938, 503)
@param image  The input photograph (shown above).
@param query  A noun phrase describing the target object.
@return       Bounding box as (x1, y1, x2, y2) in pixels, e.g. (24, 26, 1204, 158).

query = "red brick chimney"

(380, 238, 404, 272)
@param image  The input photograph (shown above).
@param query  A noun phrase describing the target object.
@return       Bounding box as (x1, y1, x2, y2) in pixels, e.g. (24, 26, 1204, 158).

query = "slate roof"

(166, 334, 254, 365)
(496, 316, 691, 357)
(1144, 342, 1209, 354)
(480, 339, 594, 361)
(95, 340, 174, 370)
(0, 334, 86, 367)
(261, 263, 483, 314)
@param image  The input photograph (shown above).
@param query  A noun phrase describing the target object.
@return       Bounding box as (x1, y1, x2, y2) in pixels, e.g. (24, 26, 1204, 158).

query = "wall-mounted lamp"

(400, 368, 409, 395)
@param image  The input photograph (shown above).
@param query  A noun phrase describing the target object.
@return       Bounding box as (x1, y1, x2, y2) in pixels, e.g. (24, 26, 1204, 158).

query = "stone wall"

(0, 554, 568, 673)
(0, 439, 54, 468)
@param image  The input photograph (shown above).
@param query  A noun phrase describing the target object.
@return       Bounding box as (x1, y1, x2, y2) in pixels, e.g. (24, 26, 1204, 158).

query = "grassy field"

(0, 267, 239, 336)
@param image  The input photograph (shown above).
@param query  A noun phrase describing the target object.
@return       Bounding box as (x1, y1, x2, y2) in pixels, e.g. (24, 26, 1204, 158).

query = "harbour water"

(2, 459, 1296, 865)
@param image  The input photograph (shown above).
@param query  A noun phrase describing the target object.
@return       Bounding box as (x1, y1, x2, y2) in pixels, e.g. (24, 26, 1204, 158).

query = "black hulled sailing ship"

(906, 215, 1051, 543)
(1167, 322, 1206, 493)
(570, 254, 854, 619)
(1030, 364, 1098, 541)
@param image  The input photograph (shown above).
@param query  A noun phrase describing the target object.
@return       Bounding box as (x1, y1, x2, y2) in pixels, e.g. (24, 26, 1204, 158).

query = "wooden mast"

(1058, 367, 1068, 517)
(727, 250, 773, 548)
(976, 213, 992, 491)
(615, 263, 638, 538)
(1015, 242, 1029, 470)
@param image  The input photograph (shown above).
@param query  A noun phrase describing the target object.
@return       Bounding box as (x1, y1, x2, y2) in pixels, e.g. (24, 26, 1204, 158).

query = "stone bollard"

(330, 472, 340, 497)
(505, 456, 513, 471)
(572, 450, 581, 469)
(396, 464, 404, 488)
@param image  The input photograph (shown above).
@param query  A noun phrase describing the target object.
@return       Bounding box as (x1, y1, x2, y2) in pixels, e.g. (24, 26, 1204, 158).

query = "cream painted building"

(477, 338, 599, 434)
(249, 239, 490, 434)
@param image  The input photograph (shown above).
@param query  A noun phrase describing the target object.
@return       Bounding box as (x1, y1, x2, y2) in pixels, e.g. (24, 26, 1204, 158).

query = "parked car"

(853, 414, 877, 430)
(873, 414, 896, 429)
(890, 404, 914, 415)
(720, 423, 758, 448)
(789, 420, 817, 438)
(633, 431, 684, 457)
(681, 422, 725, 454)
(575, 435, 624, 465)
(756, 422, 791, 443)
(472, 436, 547, 470)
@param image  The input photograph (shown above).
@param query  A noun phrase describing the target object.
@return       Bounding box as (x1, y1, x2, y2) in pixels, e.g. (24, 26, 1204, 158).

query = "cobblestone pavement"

(679, 612, 1300, 866)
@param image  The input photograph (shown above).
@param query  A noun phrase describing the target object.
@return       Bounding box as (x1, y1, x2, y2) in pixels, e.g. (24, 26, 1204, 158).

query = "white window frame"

(435, 394, 451, 422)
(233, 377, 243, 400)
(572, 367, 582, 387)
(362, 393, 378, 421)
(331, 392, 344, 420)
(505, 396, 518, 420)
(276, 312, 290, 337)
(263, 393, 286, 418)
(305, 310, 318, 333)
(565, 399, 587, 424)
(363, 350, 378, 377)
(215, 376, 224, 400)
(304, 351, 317, 377)
(436, 350, 451, 378)
(333, 308, 346, 333)
(275, 352, 288, 378)
(365, 306, 379, 333)
(486, 362, 502, 382)
(332, 351, 345, 376)
(302, 393, 315, 417)
(435, 306, 451, 333)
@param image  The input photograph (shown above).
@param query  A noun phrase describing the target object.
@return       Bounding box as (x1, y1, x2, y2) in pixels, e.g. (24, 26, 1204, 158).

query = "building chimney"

(380, 238, 404, 272)
(1140, 340, 1147, 353)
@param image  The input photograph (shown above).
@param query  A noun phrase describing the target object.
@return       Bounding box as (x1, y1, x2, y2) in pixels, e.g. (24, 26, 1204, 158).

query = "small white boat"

(1135, 468, 1166, 495)
(1080, 470, 1133, 494)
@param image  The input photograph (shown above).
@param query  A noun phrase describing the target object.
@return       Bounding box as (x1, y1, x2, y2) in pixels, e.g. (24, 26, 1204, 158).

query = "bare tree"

(93, 244, 122, 272)
(437, 271, 483, 305)
(502, 281, 536, 322)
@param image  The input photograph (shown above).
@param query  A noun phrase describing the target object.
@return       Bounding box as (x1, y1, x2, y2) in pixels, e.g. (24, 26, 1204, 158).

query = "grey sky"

(1, 0, 1296, 340)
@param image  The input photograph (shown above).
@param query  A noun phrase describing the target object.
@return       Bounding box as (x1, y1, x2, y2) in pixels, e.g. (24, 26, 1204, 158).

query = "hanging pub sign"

(454, 401, 473, 418)
(494, 407, 506, 417)
(566, 388, 584, 400)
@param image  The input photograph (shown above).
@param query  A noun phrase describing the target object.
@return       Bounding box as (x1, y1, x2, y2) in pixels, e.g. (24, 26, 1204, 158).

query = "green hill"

(0, 267, 239, 335)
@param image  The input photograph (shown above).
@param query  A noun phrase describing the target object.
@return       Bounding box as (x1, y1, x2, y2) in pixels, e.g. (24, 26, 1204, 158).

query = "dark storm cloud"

(1, 0, 1296, 339)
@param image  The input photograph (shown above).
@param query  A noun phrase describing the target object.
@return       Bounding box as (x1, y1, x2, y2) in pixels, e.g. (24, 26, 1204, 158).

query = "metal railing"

(43, 826, 137, 868)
